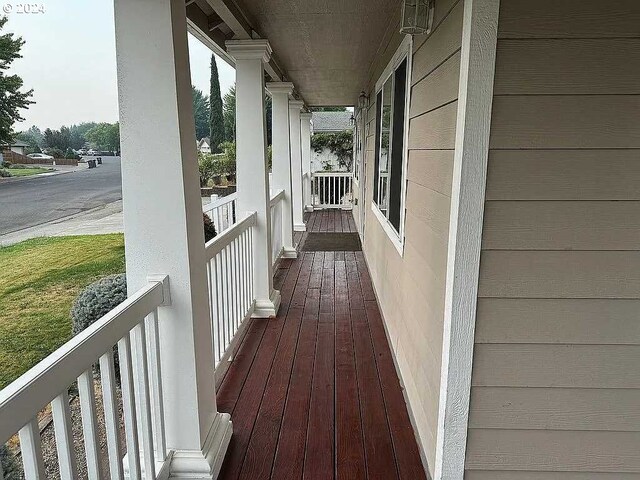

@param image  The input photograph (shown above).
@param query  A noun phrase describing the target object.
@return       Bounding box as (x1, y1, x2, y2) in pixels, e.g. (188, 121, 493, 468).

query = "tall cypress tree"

(209, 55, 224, 153)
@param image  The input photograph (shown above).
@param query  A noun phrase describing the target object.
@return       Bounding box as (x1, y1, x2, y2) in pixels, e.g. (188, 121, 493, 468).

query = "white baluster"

(99, 351, 124, 480)
(51, 389, 79, 480)
(117, 335, 141, 480)
(147, 312, 168, 462)
(19, 418, 45, 480)
(78, 370, 104, 480)
(131, 321, 156, 478)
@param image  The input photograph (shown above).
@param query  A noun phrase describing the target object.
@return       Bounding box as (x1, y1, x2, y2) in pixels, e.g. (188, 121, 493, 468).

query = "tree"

(85, 122, 120, 152)
(192, 85, 210, 140)
(209, 55, 224, 153)
(0, 16, 33, 144)
(223, 85, 236, 142)
(309, 106, 347, 112)
(43, 126, 71, 152)
(221, 85, 272, 145)
(16, 124, 43, 149)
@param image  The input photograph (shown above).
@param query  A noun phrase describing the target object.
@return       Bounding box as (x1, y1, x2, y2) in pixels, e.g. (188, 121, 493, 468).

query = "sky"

(4, 0, 235, 131)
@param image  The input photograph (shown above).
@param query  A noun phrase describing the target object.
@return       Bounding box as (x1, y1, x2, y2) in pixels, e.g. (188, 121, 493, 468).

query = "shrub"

(8, 164, 27, 169)
(0, 445, 21, 480)
(64, 148, 81, 160)
(2, 160, 12, 168)
(203, 213, 217, 242)
(45, 147, 64, 159)
(71, 274, 128, 335)
(198, 153, 216, 187)
(0, 169, 12, 178)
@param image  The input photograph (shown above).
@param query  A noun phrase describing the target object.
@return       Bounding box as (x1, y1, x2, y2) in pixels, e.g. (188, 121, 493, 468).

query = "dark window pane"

(373, 90, 383, 204)
(388, 58, 407, 231)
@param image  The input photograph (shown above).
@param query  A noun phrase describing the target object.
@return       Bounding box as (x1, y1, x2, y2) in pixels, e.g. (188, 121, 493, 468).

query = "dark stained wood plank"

(327, 209, 336, 232)
(355, 252, 377, 302)
(309, 251, 324, 289)
(320, 259, 335, 316)
(271, 288, 320, 479)
(335, 260, 366, 480)
(364, 301, 427, 480)
(217, 320, 268, 413)
(334, 251, 345, 261)
(347, 256, 399, 480)
(290, 253, 315, 309)
(303, 322, 335, 480)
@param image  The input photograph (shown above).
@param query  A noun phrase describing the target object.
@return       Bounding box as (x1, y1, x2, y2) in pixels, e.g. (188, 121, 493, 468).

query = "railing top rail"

(269, 189, 285, 207)
(205, 211, 257, 259)
(311, 171, 353, 177)
(0, 279, 166, 444)
(203, 192, 238, 212)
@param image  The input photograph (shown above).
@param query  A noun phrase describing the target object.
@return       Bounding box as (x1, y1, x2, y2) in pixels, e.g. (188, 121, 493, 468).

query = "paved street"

(0, 157, 122, 235)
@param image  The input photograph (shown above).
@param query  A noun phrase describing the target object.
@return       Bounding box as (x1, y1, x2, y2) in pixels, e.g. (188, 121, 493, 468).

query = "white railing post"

(289, 101, 306, 231)
(301, 112, 313, 212)
(267, 82, 297, 259)
(114, 0, 231, 477)
(227, 39, 281, 318)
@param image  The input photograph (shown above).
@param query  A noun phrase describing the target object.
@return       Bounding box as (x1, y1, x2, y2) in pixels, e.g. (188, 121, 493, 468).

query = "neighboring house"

(311, 111, 352, 172)
(197, 137, 211, 153)
(3, 2, 640, 480)
(1, 139, 30, 156)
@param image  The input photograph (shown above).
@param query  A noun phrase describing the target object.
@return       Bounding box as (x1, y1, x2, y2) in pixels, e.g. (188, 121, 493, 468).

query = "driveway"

(0, 157, 122, 235)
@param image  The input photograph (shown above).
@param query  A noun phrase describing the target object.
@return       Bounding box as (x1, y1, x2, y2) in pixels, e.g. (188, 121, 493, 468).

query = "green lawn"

(0, 235, 125, 389)
(5, 167, 53, 177)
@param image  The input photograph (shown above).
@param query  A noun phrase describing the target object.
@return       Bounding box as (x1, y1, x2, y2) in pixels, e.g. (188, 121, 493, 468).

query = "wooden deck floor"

(217, 211, 426, 480)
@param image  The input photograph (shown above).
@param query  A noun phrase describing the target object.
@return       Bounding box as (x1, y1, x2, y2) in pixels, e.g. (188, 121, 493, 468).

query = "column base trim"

(304, 205, 314, 213)
(294, 223, 307, 232)
(282, 246, 298, 259)
(167, 412, 232, 479)
(252, 289, 281, 318)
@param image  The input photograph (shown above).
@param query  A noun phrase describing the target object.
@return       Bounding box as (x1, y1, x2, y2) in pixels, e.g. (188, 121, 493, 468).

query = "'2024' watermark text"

(3, 3, 46, 14)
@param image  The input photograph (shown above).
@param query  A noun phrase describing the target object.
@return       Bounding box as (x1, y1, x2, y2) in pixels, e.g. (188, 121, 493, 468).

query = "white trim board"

(434, 0, 500, 479)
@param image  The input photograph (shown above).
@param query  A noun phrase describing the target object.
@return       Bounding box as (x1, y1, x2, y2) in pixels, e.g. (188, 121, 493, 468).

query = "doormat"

(302, 232, 362, 252)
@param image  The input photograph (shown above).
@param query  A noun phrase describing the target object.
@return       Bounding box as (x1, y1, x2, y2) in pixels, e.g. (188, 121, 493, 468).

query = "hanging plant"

(310, 131, 354, 171)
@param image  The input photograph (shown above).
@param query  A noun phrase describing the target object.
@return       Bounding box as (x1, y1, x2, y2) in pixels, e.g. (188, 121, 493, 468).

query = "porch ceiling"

(190, 0, 400, 106)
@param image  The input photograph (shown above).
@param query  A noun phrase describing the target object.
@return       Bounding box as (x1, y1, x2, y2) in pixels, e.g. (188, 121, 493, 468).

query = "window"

(372, 37, 411, 246)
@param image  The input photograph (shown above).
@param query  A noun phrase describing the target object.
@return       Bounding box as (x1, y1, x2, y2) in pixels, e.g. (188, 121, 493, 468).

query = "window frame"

(370, 35, 412, 256)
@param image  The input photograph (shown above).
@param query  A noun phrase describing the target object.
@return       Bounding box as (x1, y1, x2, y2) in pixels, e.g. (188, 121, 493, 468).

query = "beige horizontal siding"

(410, 50, 460, 117)
(498, 0, 640, 39)
(490, 95, 640, 149)
(478, 251, 640, 299)
(406, 150, 453, 196)
(494, 39, 640, 95)
(485, 150, 640, 201)
(469, 387, 640, 431)
(476, 298, 640, 345)
(408, 100, 458, 150)
(466, 430, 640, 473)
(472, 344, 640, 389)
(467, 2, 640, 475)
(482, 201, 640, 250)
(466, 473, 640, 480)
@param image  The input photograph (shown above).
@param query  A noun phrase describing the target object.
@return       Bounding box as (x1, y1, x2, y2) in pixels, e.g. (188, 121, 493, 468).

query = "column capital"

(289, 100, 304, 111)
(226, 39, 272, 63)
(266, 82, 294, 97)
(300, 112, 312, 120)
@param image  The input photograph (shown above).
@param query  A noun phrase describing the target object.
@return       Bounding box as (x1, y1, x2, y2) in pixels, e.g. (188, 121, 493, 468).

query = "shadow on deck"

(216, 210, 427, 480)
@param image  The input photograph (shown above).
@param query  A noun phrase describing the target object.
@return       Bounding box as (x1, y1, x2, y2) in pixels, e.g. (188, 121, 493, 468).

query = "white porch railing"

(203, 192, 237, 234)
(205, 211, 256, 385)
(270, 189, 285, 267)
(311, 171, 354, 210)
(0, 277, 171, 480)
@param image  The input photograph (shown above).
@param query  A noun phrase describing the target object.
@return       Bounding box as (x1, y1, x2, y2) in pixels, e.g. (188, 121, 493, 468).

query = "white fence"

(205, 212, 256, 385)
(203, 192, 237, 234)
(0, 278, 171, 480)
(270, 189, 285, 267)
(310, 172, 354, 209)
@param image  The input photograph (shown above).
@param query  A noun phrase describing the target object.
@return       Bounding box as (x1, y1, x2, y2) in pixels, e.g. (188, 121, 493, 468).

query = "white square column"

(114, 0, 231, 477)
(267, 82, 297, 258)
(300, 112, 313, 212)
(289, 101, 306, 231)
(227, 39, 281, 318)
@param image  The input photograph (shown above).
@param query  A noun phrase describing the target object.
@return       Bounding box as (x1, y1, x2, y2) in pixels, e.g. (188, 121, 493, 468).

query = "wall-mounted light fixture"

(400, 0, 435, 35)
(358, 91, 369, 109)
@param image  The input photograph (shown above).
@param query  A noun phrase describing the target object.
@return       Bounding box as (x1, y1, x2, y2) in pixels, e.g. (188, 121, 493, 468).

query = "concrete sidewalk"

(0, 200, 124, 247)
